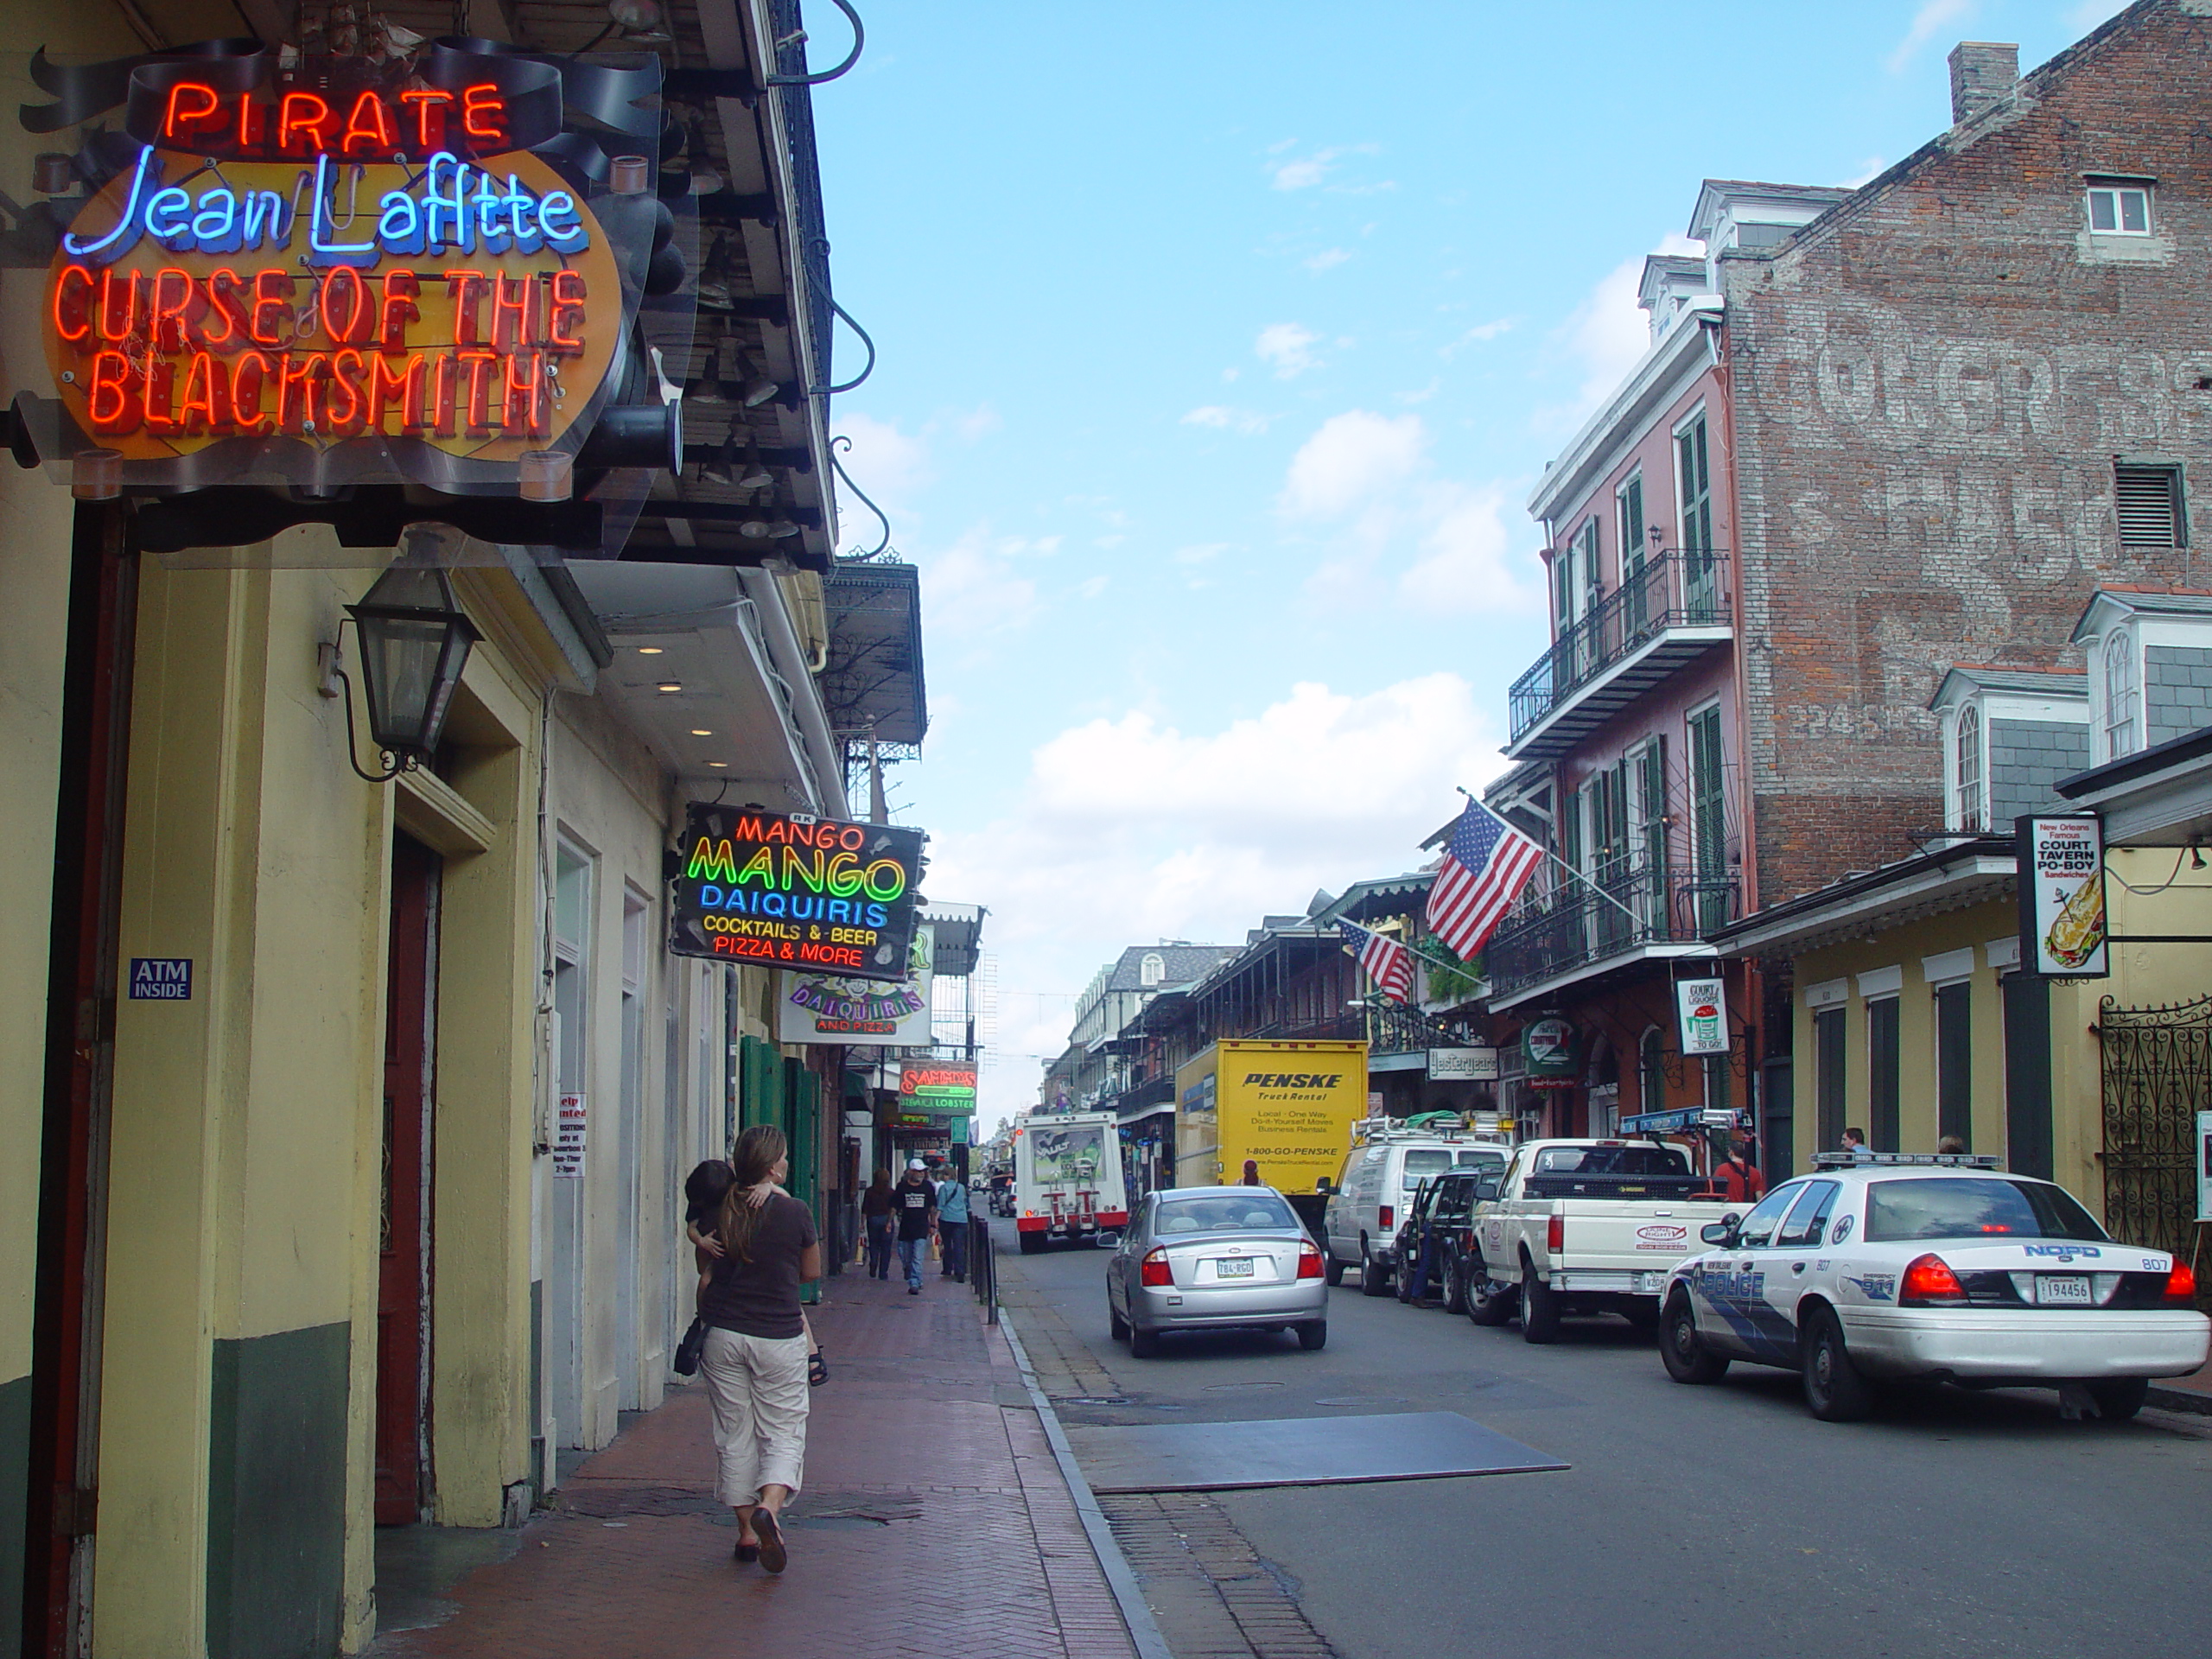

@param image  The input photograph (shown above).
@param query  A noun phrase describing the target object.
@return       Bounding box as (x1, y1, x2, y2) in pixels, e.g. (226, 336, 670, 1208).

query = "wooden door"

(375, 835, 439, 1524)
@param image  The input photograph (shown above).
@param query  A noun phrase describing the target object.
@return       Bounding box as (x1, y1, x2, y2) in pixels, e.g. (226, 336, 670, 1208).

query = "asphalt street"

(989, 1219, 2212, 1659)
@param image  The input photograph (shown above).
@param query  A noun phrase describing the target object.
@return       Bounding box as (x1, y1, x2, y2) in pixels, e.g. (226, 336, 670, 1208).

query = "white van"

(1322, 1124, 1508, 1294)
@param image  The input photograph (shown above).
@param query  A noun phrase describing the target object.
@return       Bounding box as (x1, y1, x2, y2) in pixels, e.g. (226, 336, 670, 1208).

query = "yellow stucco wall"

(1789, 850, 2212, 1220)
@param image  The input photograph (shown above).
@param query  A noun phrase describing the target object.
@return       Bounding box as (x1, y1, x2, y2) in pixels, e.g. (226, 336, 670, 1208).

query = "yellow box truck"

(1174, 1040, 1370, 1205)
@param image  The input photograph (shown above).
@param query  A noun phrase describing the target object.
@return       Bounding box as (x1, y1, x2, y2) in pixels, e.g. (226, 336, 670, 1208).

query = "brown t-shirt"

(698, 1195, 817, 1340)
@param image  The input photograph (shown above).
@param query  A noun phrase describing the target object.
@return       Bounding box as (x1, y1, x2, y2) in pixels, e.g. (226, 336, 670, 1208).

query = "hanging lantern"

(345, 564, 481, 774)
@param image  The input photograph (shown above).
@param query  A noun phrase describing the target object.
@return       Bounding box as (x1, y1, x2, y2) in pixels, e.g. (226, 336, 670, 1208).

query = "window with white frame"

(2101, 626, 2141, 760)
(1949, 701, 1986, 831)
(1140, 952, 1166, 988)
(2086, 181, 2152, 236)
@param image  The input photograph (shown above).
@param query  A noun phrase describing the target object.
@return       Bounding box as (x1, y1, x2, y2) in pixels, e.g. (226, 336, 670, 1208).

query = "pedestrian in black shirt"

(859, 1168, 895, 1279)
(698, 1124, 819, 1573)
(893, 1159, 938, 1294)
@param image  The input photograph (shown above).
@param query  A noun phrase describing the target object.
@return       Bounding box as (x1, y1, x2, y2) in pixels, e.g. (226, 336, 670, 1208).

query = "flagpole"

(1454, 785, 1649, 931)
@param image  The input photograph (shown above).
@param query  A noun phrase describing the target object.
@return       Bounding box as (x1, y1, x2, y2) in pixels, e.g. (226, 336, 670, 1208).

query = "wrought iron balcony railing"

(1484, 865, 1740, 1000)
(1363, 1000, 1479, 1056)
(1508, 550, 1731, 747)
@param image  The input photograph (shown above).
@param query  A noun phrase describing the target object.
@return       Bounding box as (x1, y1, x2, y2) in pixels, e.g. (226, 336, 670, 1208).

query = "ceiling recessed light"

(637, 645, 664, 655)
(690, 728, 713, 736)
(656, 682, 682, 693)
(707, 761, 728, 768)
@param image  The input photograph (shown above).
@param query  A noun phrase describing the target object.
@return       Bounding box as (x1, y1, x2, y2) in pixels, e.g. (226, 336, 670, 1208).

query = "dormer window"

(1140, 952, 1165, 988)
(1948, 701, 1986, 832)
(2087, 181, 2152, 237)
(2101, 627, 2141, 760)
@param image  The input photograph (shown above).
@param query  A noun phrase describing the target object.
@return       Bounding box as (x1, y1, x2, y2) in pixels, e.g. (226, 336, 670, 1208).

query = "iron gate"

(2096, 994, 2211, 1260)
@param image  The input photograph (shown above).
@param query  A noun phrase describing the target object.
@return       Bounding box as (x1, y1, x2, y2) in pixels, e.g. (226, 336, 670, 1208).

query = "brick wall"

(2144, 643, 2212, 744)
(1725, 0, 2212, 905)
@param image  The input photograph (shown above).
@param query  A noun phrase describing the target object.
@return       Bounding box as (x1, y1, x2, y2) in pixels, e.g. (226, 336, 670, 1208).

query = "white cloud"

(1305, 247, 1352, 273)
(1278, 411, 1541, 615)
(1887, 0, 1974, 73)
(929, 675, 1506, 1123)
(1181, 405, 1272, 435)
(1550, 234, 1701, 419)
(1841, 156, 1887, 188)
(1077, 575, 1109, 601)
(918, 526, 1051, 639)
(1443, 317, 1514, 358)
(1255, 321, 1324, 378)
(1271, 155, 1331, 190)
(951, 404, 1003, 442)
(1399, 485, 1525, 613)
(1281, 410, 1425, 517)
(1173, 543, 1228, 565)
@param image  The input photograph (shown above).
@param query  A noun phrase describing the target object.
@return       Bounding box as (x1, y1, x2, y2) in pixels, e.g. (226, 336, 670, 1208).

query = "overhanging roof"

(1710, 836, 2017, 960)
(2056, 722, 2212, 846)
(563, 561, 824, 805)
(821, 560, 928, 747)
(921, 903, 986, 976)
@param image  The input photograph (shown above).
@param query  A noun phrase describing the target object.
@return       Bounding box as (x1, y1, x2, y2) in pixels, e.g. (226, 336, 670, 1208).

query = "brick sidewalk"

(368, 1271, 1139, 1659)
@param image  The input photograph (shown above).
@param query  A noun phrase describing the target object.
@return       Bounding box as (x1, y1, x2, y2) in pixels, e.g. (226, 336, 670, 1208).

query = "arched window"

(1951, 702, 1984, 831)
(1638, 1027, 1666, 1115)
(2103, 627, 2139, 760)
(1140, 952, 1166, 988)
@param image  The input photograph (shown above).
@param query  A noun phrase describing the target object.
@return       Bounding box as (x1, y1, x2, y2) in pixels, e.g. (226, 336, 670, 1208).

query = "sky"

(806, 0, 2133, 1132)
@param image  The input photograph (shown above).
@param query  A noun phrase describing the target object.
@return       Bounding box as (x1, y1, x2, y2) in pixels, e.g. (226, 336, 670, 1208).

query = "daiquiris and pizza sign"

(668, 802, 927, 984)
(20, 37, 659, 495)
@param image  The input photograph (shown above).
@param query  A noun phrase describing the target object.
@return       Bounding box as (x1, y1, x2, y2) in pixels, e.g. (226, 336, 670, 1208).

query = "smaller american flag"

(1425, 798, 1544, 960)
(1338, 919, 1415, 1004)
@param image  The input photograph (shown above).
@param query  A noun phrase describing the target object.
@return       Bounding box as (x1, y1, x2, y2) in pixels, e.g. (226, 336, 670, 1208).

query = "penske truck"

(1173, 1040, 1370, 1233)
(1012, 1110, 1128, 1253)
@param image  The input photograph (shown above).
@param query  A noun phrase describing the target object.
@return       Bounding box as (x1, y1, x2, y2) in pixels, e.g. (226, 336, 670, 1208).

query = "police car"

(1657, 1154, 2209, 1422)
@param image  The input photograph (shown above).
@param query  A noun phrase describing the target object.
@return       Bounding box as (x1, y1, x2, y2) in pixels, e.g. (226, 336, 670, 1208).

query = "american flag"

(1338, 919, 1414, 1004)
(1425, 798, 1544, 960)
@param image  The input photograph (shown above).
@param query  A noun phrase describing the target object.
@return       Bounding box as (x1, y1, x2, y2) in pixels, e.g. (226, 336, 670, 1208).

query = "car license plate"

(2037, 1274, 2092, 1306)
(1637, 1271, 1668, 1292)
(1215, 1258, 1255, 1278)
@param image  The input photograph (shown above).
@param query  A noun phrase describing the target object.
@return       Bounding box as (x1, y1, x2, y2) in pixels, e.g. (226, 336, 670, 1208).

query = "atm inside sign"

(129, 957, 192, 1000)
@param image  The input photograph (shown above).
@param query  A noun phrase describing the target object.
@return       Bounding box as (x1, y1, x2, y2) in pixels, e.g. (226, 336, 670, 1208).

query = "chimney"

(1948, 41, 2018, 124)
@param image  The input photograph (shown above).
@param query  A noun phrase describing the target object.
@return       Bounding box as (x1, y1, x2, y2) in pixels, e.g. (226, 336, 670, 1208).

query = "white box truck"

(1013, 1111, 1128, 1253)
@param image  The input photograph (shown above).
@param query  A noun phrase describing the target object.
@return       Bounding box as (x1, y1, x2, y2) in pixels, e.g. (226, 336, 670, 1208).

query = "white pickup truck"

(1465, 1138, 1733, 1343)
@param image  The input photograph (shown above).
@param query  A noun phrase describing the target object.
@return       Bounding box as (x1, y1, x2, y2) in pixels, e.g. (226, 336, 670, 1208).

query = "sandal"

(734, 1541, 759, 1564)
(808, 1349, 830, 1388)
(753, 1507, 788, 1574)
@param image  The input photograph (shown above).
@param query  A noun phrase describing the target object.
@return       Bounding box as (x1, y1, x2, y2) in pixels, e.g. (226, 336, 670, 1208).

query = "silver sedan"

(1106, 1186, 1329, 1356)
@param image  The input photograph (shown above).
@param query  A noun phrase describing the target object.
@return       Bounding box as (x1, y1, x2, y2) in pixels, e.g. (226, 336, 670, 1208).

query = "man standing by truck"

(1716, 1138, 1766, 1204)
(893, 1160, 938, 1294)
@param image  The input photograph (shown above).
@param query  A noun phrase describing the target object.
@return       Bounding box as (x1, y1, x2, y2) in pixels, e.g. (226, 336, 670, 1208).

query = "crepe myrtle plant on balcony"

(328, 563, 481, 783)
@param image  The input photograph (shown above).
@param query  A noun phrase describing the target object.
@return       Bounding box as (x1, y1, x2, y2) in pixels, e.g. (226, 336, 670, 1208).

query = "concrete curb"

(2147, 1384, 2212, 1417)
(996, 1308, 1175, 1659)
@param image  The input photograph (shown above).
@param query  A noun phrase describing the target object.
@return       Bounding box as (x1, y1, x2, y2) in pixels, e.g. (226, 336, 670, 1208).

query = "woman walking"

(698, 1124, 818, 1573)
(860, 1167, 895, 1279)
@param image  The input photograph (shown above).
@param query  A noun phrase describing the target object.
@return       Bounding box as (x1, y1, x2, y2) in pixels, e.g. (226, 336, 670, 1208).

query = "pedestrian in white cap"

(892, 1159, 938, 1293)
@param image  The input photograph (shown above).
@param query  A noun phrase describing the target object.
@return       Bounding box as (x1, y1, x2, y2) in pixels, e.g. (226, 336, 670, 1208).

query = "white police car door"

(1756, 1179, 1842, 1349)
(1690, 1182, 1803, 1361)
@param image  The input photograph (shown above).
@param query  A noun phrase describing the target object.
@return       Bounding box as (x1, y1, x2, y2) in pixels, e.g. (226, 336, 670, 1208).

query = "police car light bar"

(1810, 1151, 2004, 1170)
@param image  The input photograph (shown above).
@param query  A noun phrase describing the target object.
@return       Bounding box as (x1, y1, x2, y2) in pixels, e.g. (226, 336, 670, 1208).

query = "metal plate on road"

(1064, 1411, 1567, 1494)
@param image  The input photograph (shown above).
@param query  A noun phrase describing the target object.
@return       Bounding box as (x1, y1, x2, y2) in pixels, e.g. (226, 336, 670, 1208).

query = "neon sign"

(40, 60, 620, 468)
(669, 804, 928, 982)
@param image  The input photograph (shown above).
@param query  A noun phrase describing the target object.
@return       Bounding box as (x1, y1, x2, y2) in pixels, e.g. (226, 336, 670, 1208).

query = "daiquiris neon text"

(64, 148, 588, 270)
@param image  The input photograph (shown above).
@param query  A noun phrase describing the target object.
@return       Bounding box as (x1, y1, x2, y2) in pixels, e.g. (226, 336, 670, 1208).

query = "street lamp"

(336, 563, 480, 782)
